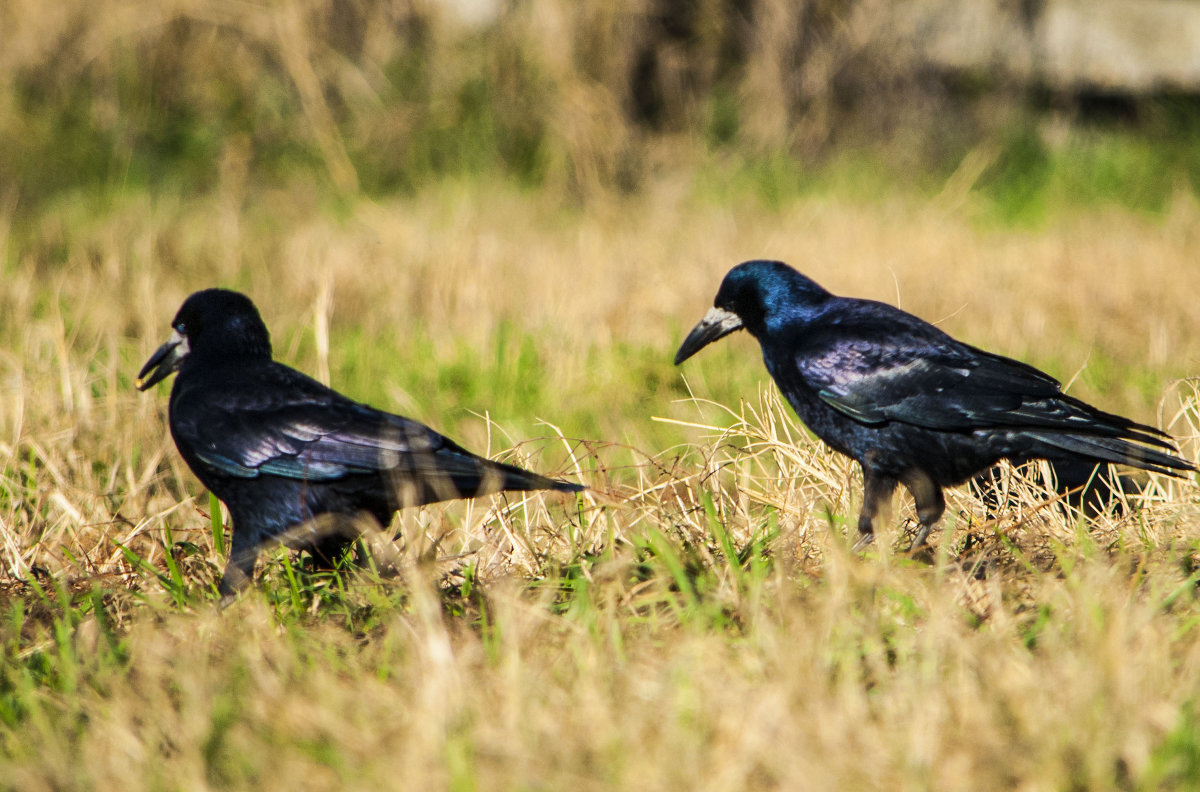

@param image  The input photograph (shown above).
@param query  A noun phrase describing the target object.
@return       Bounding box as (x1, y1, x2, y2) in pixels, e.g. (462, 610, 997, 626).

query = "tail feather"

(397, 446, 584, 501)
(1013, 394, 1181, 451)
(1026, 430, 1195, 478)
(487, 457, 586, 495)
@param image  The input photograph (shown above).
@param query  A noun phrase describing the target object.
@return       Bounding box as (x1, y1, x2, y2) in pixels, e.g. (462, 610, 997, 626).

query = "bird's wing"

(793, 324, 1105, 432)
(170, 361, 583, 496)
(170, 359, 469, 482)
(796, 330, 1180, 452)
(175, 395, 458, 481)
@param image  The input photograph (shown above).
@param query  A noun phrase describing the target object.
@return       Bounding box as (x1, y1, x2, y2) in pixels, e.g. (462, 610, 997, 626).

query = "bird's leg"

(900, 469, 946, 550)
(304, 512, 400, 580)
(853, 464, 898, 551)
(217, 552, 256, 606)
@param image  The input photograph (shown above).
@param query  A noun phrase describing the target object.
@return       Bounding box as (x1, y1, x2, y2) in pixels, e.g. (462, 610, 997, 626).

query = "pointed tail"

(1026, 429, 1195, 478)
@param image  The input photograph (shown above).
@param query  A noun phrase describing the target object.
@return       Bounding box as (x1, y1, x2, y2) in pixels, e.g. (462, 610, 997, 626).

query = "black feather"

(676, 261, 1194, 549)
(139, 289, 583, 597)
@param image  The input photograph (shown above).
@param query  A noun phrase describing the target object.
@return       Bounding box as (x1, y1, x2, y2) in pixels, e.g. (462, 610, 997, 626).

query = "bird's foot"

(851, 532, 875, 553)
(905, 524, 937, 564)
(216, 560, 253, 608)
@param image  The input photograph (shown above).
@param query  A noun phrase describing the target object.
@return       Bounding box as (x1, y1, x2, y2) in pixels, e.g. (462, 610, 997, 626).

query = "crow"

(137, 288, 583, 597)
(675, 260, 1194, 550)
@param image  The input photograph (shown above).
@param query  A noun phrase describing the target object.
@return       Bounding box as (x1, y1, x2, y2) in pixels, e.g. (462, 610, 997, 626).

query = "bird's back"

(761, 294, 1191, 486)
(168, 356, 578, 540)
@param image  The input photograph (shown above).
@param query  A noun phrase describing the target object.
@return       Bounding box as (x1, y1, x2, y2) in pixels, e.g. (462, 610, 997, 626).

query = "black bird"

(138, 289, 583, 596)
(675, 260, 1193, 550)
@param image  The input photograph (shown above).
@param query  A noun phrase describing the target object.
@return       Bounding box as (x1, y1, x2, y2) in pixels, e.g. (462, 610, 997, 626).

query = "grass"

(4, 2, 1200, 787)
(0, 177, 1198, 789)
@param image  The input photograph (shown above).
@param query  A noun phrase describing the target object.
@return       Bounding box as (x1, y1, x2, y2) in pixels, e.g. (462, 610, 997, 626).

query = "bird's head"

(136, 289, 272, 390)
(674, 260, 830, 365)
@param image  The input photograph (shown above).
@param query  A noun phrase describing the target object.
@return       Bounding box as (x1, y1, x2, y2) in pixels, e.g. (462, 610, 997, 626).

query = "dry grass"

(1, 180, 1199, 789)
(5, 2, 1200, 789)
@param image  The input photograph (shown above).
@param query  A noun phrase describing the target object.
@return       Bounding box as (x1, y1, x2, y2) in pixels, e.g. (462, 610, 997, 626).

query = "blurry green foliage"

(979, 127, 1052, 224)
(6, 1, 1200, 223)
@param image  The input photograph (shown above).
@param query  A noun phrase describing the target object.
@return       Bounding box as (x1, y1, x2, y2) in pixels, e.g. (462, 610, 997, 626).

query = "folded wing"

(173, 372, 580, 497)
(796, 329, 1189, 476)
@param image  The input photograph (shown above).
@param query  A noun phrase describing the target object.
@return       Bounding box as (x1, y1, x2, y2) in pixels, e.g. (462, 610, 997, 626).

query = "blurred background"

(3, 0, 1200, 459)
(6, 0, 1200, 218)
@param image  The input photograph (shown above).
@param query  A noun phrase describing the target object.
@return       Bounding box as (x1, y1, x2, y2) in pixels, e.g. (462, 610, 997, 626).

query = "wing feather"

(794, 322, 1168, 442)
(173, 367, 455, 482)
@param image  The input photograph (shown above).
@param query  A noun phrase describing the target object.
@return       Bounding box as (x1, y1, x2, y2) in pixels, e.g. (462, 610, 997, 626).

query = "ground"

(1, 179, 1199, 789)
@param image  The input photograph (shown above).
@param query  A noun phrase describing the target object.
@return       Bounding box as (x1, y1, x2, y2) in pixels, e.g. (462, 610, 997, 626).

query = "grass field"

(1, 177, 1199, 790)
(5, 2, 1200, 788)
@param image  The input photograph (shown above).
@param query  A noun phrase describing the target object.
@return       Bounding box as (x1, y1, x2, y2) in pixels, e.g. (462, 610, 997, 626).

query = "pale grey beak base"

(674, 306, 745, 365)
(136, 329, 190, 390)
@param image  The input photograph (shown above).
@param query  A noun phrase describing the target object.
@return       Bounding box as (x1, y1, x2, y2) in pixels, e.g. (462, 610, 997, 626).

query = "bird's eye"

(174, 322, 187, 334)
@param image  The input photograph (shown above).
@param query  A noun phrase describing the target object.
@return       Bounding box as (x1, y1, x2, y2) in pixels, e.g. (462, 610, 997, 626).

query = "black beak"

(136, 329, 189, 390)
(674, 307, 744, 365)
